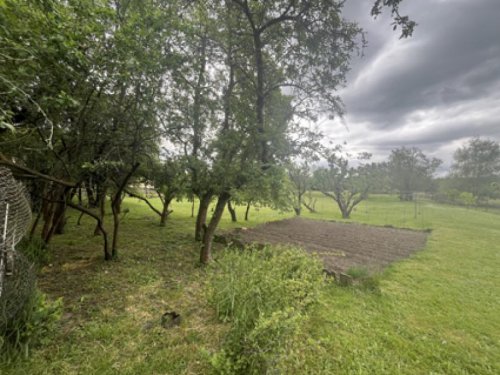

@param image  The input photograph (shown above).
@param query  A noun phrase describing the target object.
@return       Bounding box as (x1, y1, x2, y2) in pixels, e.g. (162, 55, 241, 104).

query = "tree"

(288, 162, 313, 216)
(451, 137, 500, 198)
(0, 0, 180, 259)
(131, 157, 187, 227)
(159, 0, 362, 263)
(314, 151, 372, 219)
(197, 0, 362, 262)
(388, 147, 441, 201)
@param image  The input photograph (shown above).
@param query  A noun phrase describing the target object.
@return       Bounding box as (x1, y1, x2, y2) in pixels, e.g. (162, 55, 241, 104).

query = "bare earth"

(230, 217, 429, 274)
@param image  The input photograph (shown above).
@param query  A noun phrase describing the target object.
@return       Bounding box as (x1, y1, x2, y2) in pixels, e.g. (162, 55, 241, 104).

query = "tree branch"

(0, 153, 77, 187)
(125, 188, 162, 216)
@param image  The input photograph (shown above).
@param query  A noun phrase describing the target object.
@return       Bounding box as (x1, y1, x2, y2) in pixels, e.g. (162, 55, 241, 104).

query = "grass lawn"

(1, 194, 499, 374)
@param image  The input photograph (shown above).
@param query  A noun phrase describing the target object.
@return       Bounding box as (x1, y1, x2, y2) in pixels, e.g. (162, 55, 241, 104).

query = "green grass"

(1, 194, 499, 374)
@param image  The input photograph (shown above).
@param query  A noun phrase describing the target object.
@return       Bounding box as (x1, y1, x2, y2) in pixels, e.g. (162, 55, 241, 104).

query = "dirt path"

(229, 217, 429, 273)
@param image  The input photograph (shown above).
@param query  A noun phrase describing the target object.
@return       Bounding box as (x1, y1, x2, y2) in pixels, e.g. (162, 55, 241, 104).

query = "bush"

(0, 290, 63, 361)
(208, 245, 325, 374)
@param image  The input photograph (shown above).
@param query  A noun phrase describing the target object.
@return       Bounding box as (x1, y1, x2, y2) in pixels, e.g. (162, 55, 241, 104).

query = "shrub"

(208, 245, 325, 374)
(0, 290, 63, 361)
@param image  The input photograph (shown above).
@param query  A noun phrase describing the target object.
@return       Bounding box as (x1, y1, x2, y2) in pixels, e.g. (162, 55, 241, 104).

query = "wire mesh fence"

(0, 166, 34, 327)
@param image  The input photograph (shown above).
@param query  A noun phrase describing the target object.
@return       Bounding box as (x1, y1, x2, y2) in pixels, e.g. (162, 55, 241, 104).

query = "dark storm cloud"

(322, 0, 500, 171)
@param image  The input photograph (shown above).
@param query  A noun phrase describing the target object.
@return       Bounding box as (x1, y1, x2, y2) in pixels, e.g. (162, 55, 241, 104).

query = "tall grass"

(208, 246, 325, 374)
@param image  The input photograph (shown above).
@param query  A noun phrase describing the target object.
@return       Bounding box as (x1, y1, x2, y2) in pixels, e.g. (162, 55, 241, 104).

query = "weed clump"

(208, 245, 325, 374)
(346, 266, 381, 294)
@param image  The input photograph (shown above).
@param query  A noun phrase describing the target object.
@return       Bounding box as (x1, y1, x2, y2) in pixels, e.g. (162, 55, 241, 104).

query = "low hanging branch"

(124, 188, 161, 216)
(67, 202, 111, 260)
(0, 153, 76, 188)
(302, 200, 317, 213)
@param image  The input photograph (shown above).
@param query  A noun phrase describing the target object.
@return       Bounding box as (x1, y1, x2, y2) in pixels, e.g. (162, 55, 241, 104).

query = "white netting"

(0, 166, 34, 324)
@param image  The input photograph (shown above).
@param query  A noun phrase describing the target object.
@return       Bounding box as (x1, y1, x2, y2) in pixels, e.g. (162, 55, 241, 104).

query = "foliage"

(388, 147, 441, 201)
(209, 245, 325, 374)
(0, 290, 63, 361)
(371, 0, 417, 38)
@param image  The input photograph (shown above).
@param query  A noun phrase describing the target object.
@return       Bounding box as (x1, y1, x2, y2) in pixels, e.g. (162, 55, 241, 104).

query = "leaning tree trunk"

(195, 193, 211, 241)
(200, 192, 231, 264)
(302, 199, 317, 214)
(227, 200, 237, 222)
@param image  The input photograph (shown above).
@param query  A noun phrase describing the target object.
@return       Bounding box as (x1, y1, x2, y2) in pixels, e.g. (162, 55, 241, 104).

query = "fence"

(0, 166, 34, 326)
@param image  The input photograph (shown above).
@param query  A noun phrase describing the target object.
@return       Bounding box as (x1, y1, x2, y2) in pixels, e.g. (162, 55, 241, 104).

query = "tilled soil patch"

(226, 217, 429, 274)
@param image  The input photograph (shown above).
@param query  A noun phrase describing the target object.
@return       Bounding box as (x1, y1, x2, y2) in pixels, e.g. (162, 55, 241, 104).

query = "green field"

(2, 194, 499, 374)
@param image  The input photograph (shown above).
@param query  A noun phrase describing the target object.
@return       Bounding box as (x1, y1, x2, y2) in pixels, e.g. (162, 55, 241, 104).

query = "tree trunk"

(86, 185, 97, 207)
(29, 209, 42, 239)
(111, 200, 120, 259)
(94, 187, 107, 236)
(44, 189, 69, 244)
(41, 200, 54, 241)
(245, 201, 251, 221)
(77, 211, 84, 226)
(54, 202, 67, 235)
(253, 31, 267, 164)
(110, 163, 140, 259)
(113, 192, 123, 215)
(294, 192, 303, 216)
(160, 198, 173, 227)
(78, 187, 83, 206)
(200, 192, 231, 264)
(30, 182, 47, 238)
(338, 201, 350, 219)
(227, 200, 237, 222)
(195, 193, 211, 241)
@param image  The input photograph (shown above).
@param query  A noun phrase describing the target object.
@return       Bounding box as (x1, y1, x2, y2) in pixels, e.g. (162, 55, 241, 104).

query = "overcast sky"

(321, 0, 500, 173)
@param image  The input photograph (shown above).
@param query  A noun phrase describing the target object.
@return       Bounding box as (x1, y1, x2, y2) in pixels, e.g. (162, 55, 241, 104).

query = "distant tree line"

(286, 137, 500, 218)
